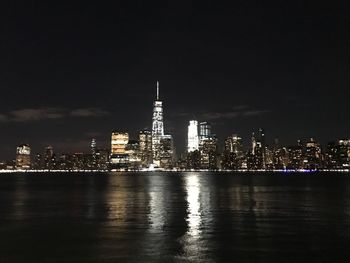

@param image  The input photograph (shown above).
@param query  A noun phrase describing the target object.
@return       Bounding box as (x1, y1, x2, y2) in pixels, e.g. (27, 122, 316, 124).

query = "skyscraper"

(304, 138, 322, 170)
(250, 128, 266, 169)
(111, 132, 129, 154)
(91, 138, 96, 155)
(44, 145, 56, 170)
(200, 135, 218, 170)
(224, 134, 243, 158)
(139, 129, 153, 167)
(91, 138, 97, 168)
(199, 122, 211, 141)
(16, 144, 31, 170)
(152, 81, 164, 166)
(125, 140, 141, 170)
(110, 132, 129, 170)
(325, 139, 350, 169)
(187, 120, 199, 152)
(159, 135, 174, 169)
(258, 128, 266, 168)
(197, 122, 218, 169)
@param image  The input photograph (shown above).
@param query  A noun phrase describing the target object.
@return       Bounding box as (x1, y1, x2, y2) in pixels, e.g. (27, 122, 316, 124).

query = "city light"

(0, 83, 349, 172)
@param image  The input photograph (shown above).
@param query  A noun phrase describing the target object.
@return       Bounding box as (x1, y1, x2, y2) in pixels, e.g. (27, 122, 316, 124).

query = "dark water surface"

(1, 172, 350, 262)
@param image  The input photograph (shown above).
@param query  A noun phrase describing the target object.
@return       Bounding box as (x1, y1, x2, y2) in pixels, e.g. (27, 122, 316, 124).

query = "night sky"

(1, 1, 349, 160)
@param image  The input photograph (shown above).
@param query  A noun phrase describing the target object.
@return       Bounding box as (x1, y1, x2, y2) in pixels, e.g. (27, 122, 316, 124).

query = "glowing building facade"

(152, 81, 164, 166)
(195, 121, 218, 169)
(187, 120, 199, 152)
(16, 144, 31, 170)
(199, 122, 211, 141)
(303, 138, 322, 169)
(139, 129, 153, 167)
(111, 132, 129, 154)
(325, 139, 350, 169)
(125, 140, 141, 169)
(222, 134, 244, 169)
(200, 136, 218, 170)
(249, 128, 266, 169)
(224, 134, 243, 157)
(159, 135, 174, 169)
(110, 132, 129, 169)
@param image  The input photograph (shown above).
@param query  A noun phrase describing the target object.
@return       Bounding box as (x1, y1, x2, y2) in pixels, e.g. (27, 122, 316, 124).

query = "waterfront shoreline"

(1, 169, 349, 173)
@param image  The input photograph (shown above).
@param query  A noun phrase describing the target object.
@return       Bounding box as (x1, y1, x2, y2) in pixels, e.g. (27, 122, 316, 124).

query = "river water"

(1, 172, 350, 262)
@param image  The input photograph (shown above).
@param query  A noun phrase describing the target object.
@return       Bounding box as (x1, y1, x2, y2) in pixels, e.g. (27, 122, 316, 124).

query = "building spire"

(156, 81, 159, 100)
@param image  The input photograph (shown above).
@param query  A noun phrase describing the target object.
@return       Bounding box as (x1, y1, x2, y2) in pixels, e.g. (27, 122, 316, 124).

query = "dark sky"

(1, 1, 349, 159)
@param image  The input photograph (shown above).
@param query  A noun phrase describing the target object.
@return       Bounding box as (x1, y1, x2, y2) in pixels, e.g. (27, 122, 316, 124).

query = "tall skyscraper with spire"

(152, 81, 164, 166)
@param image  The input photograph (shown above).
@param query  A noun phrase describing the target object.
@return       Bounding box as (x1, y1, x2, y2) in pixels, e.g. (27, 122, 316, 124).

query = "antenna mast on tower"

(156, 81, 159, 100)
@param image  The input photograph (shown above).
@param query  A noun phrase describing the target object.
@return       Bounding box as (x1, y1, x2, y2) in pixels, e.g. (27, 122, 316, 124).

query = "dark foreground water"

(1, 172, 350, 262)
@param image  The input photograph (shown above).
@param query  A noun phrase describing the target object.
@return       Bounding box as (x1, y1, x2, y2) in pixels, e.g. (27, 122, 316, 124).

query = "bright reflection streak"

(148, 177, 166, 233)
(185, 174, 201, 236)
(105, 179, 127, 226)
(149, 189, 164, 232)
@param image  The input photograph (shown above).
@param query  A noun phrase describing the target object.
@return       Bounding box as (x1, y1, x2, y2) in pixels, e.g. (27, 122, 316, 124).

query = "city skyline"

(2, 3, 350, 263)
(1, 2, 350, 159)
(0, 80, 350, 165)
(2, 83, 349, 171)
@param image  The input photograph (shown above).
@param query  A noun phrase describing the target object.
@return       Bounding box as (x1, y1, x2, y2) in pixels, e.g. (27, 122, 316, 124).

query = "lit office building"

(91, 138, 97, 168)
(249, 128, 266, 169)
(44, 145, 56, 170)
(186, 150, 201, 169)
(303, 138, 322, 170)
(251, 132, 256, 155)
(338, 139, 350, 147)
(199, 136, 218, 170)
(110, 132, 129, 169)
(57, 153, 74, 170)
(199, 122, 211, 141)
(254, 141, 264, 169)
(126, 140, 141, 170)
(110, 154, 129, 170)
(271, 138, 286, 169)
(95, 149, 110, 170)
(197, 121, 218, 169)
(287, 141, 304, 170)
(159, 135, 174, 169)
(139, 129, 153, 167)
(256, 128, 266, 169)
(187, 120, 199, 152)
(16, 144, 31, 170)
(151, 81, 165, 166)
(222, 134, 243, 169)
(326, 139, 350, 169)
(337, 139, 350, 168)
(272, 147, 289, 170)
(111, 132, 129, 154)
(71, 153, 83, 170)
(224, 134, 243, 158)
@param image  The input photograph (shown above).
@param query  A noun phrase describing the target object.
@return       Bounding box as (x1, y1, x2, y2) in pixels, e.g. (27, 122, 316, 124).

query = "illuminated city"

(1, 82, 349, 172)
(1, 2, 350, 262)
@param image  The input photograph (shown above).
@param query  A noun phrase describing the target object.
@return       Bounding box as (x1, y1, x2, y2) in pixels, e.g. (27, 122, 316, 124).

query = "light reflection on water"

(185, 173, 201, 237)
(180, 173, 215, 262)
(106, 186, 127, 223)
(148, 179, 166, 232)
(1, 172, 350, 262)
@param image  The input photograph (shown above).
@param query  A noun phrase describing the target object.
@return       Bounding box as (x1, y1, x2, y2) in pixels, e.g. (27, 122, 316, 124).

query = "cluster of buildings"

(1, 82, 349, 172)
